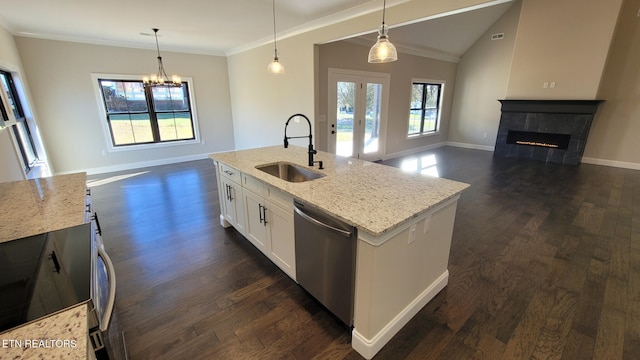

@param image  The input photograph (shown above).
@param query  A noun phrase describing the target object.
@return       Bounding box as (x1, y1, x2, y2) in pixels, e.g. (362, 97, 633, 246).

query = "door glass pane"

(364, 83, 381, 154)
(336, 81, 355, 157)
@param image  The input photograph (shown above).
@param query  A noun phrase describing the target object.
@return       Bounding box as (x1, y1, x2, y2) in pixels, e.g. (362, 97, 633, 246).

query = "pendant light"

(368, 0, 398, 63)
(143, 28, 181, 87)
(267, 0, 285, 74)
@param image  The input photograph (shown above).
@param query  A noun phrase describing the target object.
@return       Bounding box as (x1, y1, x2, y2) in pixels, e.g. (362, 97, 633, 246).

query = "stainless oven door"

(89, 213, 127, 360)
(96, 245, 116, 332)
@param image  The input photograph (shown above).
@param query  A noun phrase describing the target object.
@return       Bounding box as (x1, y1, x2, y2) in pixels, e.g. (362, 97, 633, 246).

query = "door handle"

(262, 205, 268, 226)
(259, 204, 264, 223)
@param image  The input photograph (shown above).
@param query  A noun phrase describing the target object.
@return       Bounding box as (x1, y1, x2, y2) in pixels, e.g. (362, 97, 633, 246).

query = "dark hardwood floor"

(87, 147, 640, 359)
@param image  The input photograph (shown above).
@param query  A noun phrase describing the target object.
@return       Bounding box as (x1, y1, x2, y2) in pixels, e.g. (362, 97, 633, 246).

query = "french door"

(328, 69, 389, 161)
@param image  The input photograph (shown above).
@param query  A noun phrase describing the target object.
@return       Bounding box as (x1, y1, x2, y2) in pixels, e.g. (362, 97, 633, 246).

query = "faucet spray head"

(284, 137, 289, 148)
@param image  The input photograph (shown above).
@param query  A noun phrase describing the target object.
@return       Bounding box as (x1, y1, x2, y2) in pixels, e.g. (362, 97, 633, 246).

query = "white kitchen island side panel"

(352, 200, 458, 359)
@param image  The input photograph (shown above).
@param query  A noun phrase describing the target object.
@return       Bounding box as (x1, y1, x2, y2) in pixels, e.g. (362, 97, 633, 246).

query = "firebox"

(506, 130, 571, 150)
(494, 100, 603, 165)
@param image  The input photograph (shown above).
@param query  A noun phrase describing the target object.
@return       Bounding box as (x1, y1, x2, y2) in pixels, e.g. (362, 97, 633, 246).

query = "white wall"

(227, 0, 516, 152)
(585, 0, 640, 167)
(15, 37, 235, 174)
(506, 0, 623, 99)
(448, 1, 521, 150)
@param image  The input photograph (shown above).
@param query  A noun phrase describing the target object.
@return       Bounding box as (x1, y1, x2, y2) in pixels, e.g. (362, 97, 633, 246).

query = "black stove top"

(0, 223, 92, 333)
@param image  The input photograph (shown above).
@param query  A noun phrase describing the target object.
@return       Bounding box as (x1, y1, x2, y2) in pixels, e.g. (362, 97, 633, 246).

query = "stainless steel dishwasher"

(294, 201, 357, 326)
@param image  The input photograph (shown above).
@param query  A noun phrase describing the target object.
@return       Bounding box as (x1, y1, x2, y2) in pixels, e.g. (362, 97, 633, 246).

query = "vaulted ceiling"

(0, 0, 513, 59)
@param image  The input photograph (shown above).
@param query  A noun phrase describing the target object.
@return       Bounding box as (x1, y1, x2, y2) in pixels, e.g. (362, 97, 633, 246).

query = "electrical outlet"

(491, 33, 504, 40)
(543, 82, 549, 89)
(550, 81, 556, 88)
(408, 224, 417, 244)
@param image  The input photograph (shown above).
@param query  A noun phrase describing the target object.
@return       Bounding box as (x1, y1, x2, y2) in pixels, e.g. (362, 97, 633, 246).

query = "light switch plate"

(424, 216, 431, 234)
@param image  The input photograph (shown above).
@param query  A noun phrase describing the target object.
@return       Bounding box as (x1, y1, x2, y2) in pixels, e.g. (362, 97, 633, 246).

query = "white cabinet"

(241, 174, 296, 280)
(218, 164, 246, 235)
(265, 200, 295, 279)
(243, 188, 268, 253)
(214, 160, 296, 280)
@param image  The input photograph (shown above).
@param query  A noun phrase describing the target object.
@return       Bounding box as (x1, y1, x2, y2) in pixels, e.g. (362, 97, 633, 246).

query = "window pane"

(410, 84, 423, 109)
(100, 80, 147, 113)
(0, 73, 23, 119)
(152, 85, 189, 112)
(158, 112, 194, 141)
(423, 109, 437, 132)
(408, 110, 422, 134)
(109, 113, 153, 145)
(15, 121, 37, 165)
(425, 84, 440, 109)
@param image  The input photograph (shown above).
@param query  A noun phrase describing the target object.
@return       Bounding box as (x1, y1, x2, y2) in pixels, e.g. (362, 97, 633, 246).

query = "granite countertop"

(0, 173, 87, 243)
(210, 146, 470, 237)
(0, 304, 87, 359)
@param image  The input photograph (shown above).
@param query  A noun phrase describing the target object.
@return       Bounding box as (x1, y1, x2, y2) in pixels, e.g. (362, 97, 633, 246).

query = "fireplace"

(494, 100, 603, 165)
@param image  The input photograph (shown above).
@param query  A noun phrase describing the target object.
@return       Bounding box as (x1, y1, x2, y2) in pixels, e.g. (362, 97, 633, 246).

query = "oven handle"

(97, 247, 117, 332)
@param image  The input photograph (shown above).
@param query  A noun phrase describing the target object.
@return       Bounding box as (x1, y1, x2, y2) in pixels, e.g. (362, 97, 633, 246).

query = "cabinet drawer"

(266, 185, 292, 211)
(242, 174, 264, 196)
(219, 163, 241, 183)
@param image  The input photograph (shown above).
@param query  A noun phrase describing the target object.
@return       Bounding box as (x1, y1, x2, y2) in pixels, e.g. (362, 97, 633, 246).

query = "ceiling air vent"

(491, 33, 505, 40)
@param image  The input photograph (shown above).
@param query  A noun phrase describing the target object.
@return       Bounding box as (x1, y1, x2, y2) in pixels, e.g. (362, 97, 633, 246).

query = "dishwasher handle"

(294, 205, 353, 237)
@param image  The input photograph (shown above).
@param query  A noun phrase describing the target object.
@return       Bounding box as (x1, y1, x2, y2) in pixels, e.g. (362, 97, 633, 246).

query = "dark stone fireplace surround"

(494, 100, 603, 165)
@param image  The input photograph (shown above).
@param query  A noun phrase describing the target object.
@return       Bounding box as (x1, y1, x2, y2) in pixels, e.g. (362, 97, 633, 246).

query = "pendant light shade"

(268, 0, 285, 74)
(368, 0, 398, 63)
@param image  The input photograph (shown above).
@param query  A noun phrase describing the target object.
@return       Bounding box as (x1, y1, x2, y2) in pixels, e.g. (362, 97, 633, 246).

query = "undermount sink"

(256, 162, 325, 183)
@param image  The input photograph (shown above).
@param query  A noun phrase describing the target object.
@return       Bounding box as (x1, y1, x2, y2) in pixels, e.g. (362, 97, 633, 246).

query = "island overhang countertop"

(210, 146, 469, 238)
(0, 172, 87, 243)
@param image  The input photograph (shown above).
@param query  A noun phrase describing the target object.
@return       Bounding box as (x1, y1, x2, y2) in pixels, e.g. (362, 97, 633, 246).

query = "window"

(97, 78, 196, 148)
(408, 81, 443, 136)
(0, 70, 39, 171)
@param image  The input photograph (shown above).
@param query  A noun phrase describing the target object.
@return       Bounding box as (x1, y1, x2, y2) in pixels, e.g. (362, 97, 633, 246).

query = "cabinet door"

(243, 190, 268, 254)
(220, 177, 245, 234)
(266, 202, 296, 280)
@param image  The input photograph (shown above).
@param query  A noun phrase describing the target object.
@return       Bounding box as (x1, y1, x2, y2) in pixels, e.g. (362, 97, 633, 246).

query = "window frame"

(92, 73, 200, 152)
(407, 79, 444, 137)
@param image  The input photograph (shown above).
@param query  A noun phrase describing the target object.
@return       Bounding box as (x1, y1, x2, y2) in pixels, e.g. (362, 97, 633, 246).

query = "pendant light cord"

(153, 28, 161, 58)
(382, 0, 387, 26)
(272, 0, 278, 54)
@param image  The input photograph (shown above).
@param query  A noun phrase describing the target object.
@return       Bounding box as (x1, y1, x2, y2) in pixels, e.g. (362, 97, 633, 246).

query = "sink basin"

(256, 162, 325, 183)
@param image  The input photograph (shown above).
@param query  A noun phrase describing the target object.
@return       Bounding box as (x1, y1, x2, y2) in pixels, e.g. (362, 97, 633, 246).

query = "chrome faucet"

(284, 113, 323, 169)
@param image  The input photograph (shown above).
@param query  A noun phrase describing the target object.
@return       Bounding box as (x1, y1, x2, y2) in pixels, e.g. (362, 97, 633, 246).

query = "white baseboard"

(58, 153, 212, 176)
(581, 157, 640, 170)
(382, 142, 446, 161)
(351, 271, 449, 359)
(446, 141, 495, 152)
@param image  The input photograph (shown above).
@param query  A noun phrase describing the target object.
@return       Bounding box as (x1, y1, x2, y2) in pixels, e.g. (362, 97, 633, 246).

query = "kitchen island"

(0, 173, 89, 359)
(211, 146, 469, 359)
